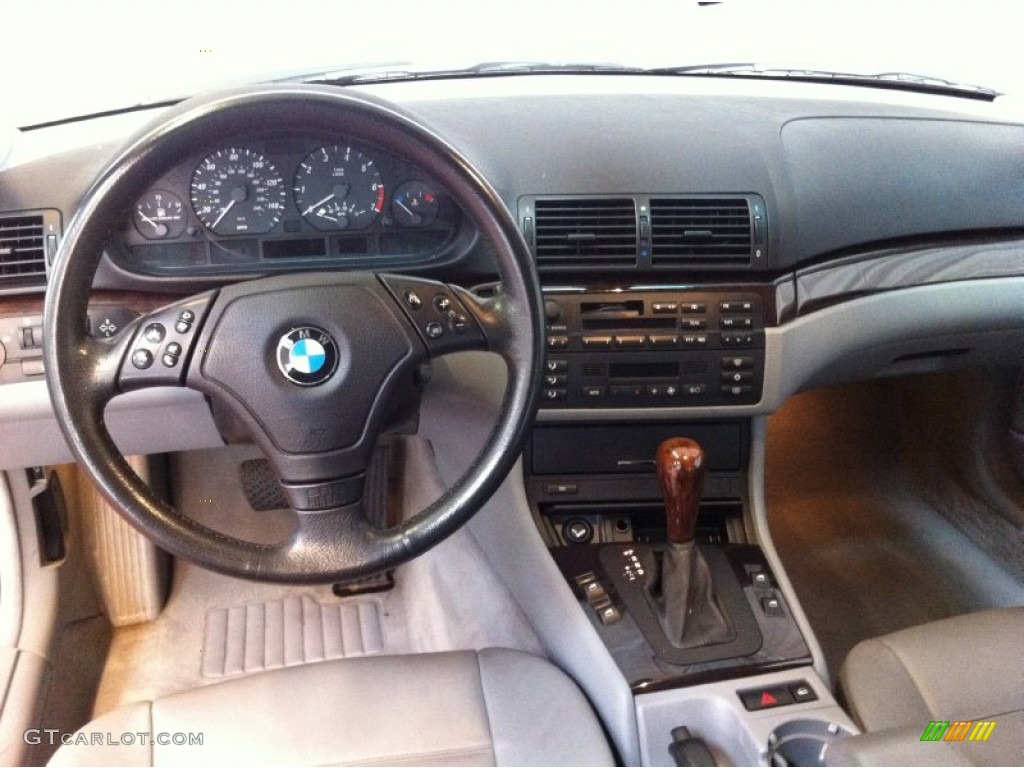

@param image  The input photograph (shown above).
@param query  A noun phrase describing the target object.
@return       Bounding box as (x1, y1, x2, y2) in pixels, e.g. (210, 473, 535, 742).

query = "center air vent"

(0, 211, 56, 288)
(531, 198, 637, 269)
(650, 196, 763, 268)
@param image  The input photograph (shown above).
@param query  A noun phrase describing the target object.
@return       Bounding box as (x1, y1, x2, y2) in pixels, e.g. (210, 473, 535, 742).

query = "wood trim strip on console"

(0, 291, 181, 319)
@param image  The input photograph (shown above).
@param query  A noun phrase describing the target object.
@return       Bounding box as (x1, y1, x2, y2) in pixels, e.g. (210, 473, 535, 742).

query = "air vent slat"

(650, 197, 753, 267)
(532, 198, 637, 269)
(0, 213, 48, 284)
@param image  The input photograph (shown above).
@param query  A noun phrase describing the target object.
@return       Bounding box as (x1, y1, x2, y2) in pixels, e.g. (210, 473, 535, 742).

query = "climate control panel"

(542, 289, 766, 408)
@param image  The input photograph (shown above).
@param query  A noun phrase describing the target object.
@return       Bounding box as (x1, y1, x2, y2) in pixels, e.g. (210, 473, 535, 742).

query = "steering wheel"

(43, 86, 543, 583)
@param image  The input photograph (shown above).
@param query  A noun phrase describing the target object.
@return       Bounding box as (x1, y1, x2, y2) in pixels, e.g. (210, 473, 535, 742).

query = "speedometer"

(293, 145, 384, 230)
(190, 148, 286, 235)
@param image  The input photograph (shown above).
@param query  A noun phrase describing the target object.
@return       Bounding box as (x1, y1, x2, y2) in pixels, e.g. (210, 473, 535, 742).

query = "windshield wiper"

(647, 63, 999, 101)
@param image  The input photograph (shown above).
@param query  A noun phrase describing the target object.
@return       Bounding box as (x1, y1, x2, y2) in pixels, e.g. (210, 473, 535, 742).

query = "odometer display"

(190, 148, 286, 235)
(293, 145, 384, 230)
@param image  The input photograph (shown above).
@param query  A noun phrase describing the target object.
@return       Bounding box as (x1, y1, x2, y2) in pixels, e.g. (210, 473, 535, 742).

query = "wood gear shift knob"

(657, 437, 706, 544)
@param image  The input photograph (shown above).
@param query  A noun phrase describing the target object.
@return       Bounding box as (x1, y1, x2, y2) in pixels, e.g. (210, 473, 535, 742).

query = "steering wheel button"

(143, 323, 166, 343)
(403, 289, 423, 309)
(433, 295, 453, 313)
(425, 321, 444, 339)
(131, 349, 154, 369)
(165, 342, 183, 357)
(178, 309, 196, 323)
(162, 353, 180, 368)
(174, 320, 192, 334)
(449, 313, 469, 332)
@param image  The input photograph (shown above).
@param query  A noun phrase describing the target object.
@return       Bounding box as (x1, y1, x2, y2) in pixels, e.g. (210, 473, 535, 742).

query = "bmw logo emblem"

(276, 326, 339, 386)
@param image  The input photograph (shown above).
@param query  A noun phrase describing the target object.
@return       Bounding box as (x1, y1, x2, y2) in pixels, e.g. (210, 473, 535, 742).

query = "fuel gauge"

(133, 190, 187, 240)
(391, 181, 439, 228)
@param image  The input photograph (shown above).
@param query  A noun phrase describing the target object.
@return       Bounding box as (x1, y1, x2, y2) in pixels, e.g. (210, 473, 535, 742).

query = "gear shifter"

(652, 438, 733, 647)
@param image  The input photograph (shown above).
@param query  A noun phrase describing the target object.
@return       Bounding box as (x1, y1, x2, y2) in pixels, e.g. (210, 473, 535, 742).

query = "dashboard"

(1, 74, 1024, 469)
(114, 135, 468, 277)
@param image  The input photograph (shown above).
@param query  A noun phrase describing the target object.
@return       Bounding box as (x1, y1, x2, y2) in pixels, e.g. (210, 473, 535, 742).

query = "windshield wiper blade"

(647, 63, 1000, 100)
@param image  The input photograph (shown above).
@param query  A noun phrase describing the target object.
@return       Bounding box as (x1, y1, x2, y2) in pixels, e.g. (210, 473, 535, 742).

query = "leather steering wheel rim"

(43, 85, 543, 583)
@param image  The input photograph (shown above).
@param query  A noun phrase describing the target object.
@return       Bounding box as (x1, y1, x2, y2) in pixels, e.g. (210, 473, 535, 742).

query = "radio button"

(646, 384, 680, 397)
(682, 334, 708, 347)
(613, 335, 645, 348)
(652, 301, 678, 314)
(682, 383, 707, 396)
(649, 334, 679, 348)
(582, 335, 613, 348)
(720, 316, 753, 329)
(680, 302, 707, 314)
(546, 334, 569, 350)
(722, 356, 754, 369)
(545, 359, 568, 373)
(720, 300, 754, 313)
(610, 385, 643, 398)
(681, 318, 707, 330)
(543, 388, 568, 401)
(581, 386, 606, 399)
(544, 374, 568, 387)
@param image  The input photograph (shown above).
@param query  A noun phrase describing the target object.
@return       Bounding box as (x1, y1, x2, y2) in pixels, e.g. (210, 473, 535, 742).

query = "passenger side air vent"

(650, 196, 765, 268)
(530, 198, 637, 269)
(0, 210, 58, 289)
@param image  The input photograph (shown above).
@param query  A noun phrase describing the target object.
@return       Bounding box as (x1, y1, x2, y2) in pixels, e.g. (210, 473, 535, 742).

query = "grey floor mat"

(202, 595, 384, 678)
(765, 381, 1024, 685)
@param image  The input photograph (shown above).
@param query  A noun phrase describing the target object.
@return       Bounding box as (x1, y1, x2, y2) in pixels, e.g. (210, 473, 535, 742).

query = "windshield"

(5, 0, 1023, 126)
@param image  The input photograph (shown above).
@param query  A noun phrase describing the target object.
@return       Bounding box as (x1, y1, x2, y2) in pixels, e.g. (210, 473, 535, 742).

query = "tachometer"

(293, 145, 384, 230)
(190, 148, 286, 235)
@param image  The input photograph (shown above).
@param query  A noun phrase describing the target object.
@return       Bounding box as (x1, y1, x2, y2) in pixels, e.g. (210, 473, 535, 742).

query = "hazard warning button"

(739, 685, 795, 711)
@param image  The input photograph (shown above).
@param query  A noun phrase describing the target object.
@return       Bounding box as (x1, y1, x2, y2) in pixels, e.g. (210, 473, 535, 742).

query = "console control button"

(680, 302, 706, 314)
(21, 359, 45, 376)
(548, 482, 579, 495)
(544, 374, 568, 387)
(790, 682, 818, 703)
(582, 386, 606, 399)
(610, 385, 643, 397)
(720, 316, 753, 329)
(546, 335, 569, 350)
(652, 301, 678, 314)
(720, 300, 754, 313)
(722, 385, 753, 398)
(682, 334, 708, 347)
(761, 595, 785, 617)
(545, 359, 568, 373)
(722, 371, 754, 384)
(543, 388, 567, 401)
(613, 335, 645, 348)
(582, 335, 613, 348)
(740, 686, 794, 712)
(722, 332, 755, 347)
(681, 318, 707, 330)
(596, 602, 622, 626)
(683, 383, 707, 396)
(722, 356, 754, 370)
(649, 334, 679, 348)
(564, 518, 595, 545)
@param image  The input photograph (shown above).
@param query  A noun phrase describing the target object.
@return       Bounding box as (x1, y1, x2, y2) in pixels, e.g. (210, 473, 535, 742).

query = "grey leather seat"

(828, 607, 1024, 766)
(50, 648, 615, 767)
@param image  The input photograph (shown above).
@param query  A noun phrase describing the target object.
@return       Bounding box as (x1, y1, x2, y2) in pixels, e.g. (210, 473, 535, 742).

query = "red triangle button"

(760, 691, 778, 707)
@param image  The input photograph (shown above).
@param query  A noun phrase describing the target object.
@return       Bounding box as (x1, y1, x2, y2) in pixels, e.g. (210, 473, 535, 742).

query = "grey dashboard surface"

(2, 74, 1023, 290)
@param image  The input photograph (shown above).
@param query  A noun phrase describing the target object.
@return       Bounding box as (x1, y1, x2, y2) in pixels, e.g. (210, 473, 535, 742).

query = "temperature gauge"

(391, 181, 439, 228)
(133, 190, 187, 240)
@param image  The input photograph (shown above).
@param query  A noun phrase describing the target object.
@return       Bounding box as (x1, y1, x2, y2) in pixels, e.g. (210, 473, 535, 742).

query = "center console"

(524, 286, 857, 765)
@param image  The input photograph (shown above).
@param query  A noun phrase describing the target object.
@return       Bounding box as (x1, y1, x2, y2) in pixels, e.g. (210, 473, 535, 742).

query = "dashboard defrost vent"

(0, 213, 47, 286)
(532, 198, 637, 269)
(650, 197, 759, 268)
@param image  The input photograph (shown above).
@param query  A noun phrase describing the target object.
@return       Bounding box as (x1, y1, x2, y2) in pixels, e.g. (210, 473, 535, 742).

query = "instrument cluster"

(116, 136, 463, 277)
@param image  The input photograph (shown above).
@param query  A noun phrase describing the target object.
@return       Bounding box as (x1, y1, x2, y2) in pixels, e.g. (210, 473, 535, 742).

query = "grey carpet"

(765, 379, 1024, 685)
(94, 440, 542, 715)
